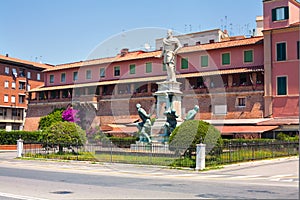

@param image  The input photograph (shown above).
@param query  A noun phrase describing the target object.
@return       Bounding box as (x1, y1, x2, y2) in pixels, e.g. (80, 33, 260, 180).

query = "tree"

(169, 120, 223, 157)
(39, 121, 86, 153)
(38, 108, 64, 130)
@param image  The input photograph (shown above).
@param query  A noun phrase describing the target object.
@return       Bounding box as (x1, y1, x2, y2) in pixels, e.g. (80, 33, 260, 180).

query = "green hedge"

(0, 130, 41, 145)
(222, 139, 276, 145)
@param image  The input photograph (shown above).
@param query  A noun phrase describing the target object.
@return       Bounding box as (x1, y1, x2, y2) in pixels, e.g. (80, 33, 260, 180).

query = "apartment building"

(0, 54, 52, 131)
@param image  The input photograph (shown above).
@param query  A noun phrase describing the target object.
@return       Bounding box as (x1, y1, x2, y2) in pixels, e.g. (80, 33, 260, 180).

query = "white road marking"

(0, 192, 48, 200)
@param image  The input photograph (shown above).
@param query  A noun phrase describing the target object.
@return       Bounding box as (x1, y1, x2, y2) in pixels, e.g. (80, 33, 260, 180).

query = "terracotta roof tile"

(215, 125, 279, 134)
(44, 37, 263, 72)
(179, 36, 263, 54)
(0, 54, 53, 69)
(44, 51, 161, 72)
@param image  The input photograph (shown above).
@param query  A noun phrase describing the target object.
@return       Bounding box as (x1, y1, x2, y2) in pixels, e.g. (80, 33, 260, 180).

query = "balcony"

(184, 84, 264, 95)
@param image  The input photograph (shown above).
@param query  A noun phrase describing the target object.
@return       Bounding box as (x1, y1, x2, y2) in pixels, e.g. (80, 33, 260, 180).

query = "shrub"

(169, 120, 223, 157)
(277, 132, 299, 142)
(38, 108, 65, 130)
(0, 130, 41, 145)
(39, 121, 86, 153)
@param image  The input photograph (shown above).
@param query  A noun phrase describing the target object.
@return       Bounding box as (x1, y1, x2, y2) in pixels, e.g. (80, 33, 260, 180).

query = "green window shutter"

(73, 71, 78, 81)
(277, 43, 286, 61)
(129, 64, 136, 74)
(146, 62, 152, 73)
(272, 8, 276, 21)
(61, 73, 66, 82)
(201, 55, 208, 67)
(162, 63, 167, 71)
(222, 53, 230, 65)
(277, 76, 287, 95)
(244, 50, 253, 63)
(284, 6, 289, 19)
(114, 66, 120, 76)
(297, 41, 299, 60)
(181, 58, 188, 69)
(100, 68, 105, 77)
(50, 75, 54, 83)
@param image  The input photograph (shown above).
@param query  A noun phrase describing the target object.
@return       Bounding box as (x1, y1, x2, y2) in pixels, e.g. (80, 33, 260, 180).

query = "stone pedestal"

(151, 81, 183, 143)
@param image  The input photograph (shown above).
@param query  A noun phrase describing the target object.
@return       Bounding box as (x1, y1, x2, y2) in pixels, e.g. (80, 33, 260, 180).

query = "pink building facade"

(263, 0, 299, 118)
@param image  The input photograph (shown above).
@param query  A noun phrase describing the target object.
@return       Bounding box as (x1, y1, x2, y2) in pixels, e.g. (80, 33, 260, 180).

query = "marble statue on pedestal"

(158, 29, 182, 82)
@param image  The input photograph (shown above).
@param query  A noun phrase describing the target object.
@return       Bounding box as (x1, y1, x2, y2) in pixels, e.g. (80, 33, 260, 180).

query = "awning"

(215, 125, 279, 135)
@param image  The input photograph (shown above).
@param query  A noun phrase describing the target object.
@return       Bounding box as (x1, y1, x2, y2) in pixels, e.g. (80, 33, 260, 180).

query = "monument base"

(130, 142, 172, 153)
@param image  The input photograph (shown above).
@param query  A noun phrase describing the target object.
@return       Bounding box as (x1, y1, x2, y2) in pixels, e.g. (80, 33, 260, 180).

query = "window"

(162, 62, 167, 71)
(272, 7, 289, 21)
(222, 53, 230, 65)
(239, 74, 248, 85)
(129, 64, 135, 74)
(297, 41, 299, 60)
(277, 76, 287, 95)
(27, 71, 31, 79)
(4, 95, 8, 103)
(201, 55, 208, 67)
(12, 82, 16, 89)
(27, 84, 31, 91)
(19, 81, 26, 90)
(12, 108, 19, 117)
(277, 42, 286, 61)
(114, 66, 120, 76)
(11, 95, 15, 103)
(181, 58, 188, 69)
(12, 68, 17, 78)
(19, 95, 25, 104)
(37, 73, 41, 81)
(100, 68, 105, 77)
(73, 71, 78, 81)
(5, 67, 9, 74)
(0, 108, 7, 116)
(237, 97, 246, 107)
(19, 69, 25, 77)
(61, 73, 66, 82)
(146, 62, 152, 73)
(244, 50, 253, 63)
(86, 70, 92, 79)
(213, 105, 227, 115)
(4, 81, 9, 88)
(49, 75, 54, 83)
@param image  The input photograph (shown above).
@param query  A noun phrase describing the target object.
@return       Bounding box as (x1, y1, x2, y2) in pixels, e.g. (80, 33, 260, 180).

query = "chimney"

(5, 54, 8, 57)
(120, 48, 129, 56)
(255, 16, 263, 36)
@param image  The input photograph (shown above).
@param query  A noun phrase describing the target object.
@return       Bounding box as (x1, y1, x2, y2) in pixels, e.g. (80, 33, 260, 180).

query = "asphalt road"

(0, 152, 298, 199)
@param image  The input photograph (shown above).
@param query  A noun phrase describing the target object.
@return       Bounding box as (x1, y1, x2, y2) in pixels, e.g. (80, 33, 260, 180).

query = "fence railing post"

(195, 143, 206, 171)
(17, 138, 24, 158)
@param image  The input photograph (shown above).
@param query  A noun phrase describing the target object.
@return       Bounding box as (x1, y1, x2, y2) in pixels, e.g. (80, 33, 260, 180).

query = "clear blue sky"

(0, 0, 263, 65)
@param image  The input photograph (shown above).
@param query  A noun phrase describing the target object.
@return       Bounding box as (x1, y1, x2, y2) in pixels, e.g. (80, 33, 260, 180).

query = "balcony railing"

(29, 84, 264, 103)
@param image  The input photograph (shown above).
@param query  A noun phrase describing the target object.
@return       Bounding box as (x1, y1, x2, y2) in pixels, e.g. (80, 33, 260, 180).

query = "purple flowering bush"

(62, 107, 80, 123)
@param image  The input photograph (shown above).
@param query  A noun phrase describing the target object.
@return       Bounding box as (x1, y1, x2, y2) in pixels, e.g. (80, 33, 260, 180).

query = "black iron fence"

(206, 141, 299, 166)
(22, 140, 299, 168)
